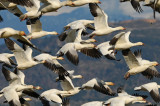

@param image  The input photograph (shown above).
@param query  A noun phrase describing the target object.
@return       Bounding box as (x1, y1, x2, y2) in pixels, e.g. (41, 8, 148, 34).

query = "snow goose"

(104, 94, 147, 106)
(4, 38, 46, 70)
(59, 21, 95, 43)
(1, 66, 42, 102)
(96, 41, 120, 61)
(0, 53, 16, 68)
(64, 19, 95, 31)
(38, 0, 74, 14)
(0, 27, 26, 38)
(134, 82, 160, 103)
(56, 42, 102, 65)
(39, 89, 70, 106)
(57, 74, 82, 97)
(88, 3, 126, 38)
(1, 28, 46, 52)
(134, 49, 160, 79)
(0, 67, 42, 106)
(81, 78, 115, 96)
(19, 0, 41, 21)
(0, 1, 23, 20)
(1, 0, 33, 7)
(55, 70, 83, 82)
(26, 19, 58, 40)
(34, 53, 69, 76)
(66, 0, 101, 7)
(120, 0, 143, 13)
(109, 31, 144, 51)
(122, 49, 159, 80)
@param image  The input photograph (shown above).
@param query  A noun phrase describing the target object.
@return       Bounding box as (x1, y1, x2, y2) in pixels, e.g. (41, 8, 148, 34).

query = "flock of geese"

(0, 0, 160, 106)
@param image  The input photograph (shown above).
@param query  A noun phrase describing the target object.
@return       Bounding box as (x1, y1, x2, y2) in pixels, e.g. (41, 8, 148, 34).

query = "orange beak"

(98, 1, 101, 4)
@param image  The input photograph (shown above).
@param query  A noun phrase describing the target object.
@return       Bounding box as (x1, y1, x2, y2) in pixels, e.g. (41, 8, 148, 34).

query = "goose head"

(66, 1, 75, 6)
(56, 56, 64, 60)
(105, 82, 115, 86)
(19, 31, 26, 36)
(33, 86, 43, 90)
(113, 26, 126, 31)
(134, 42, 144, 46)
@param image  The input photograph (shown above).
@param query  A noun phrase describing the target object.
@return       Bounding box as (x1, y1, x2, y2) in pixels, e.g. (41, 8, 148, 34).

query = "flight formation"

(0, 0, 160, 106)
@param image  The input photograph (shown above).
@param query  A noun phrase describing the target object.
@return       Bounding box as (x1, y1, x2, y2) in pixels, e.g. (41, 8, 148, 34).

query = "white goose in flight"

(26, 19, 58, 40)
(134, 82, 160, 103)
(122, 49, 159, 80)
(19, 0, 41, 21)
(58, 74, 82, 97)
(109, 31, 144, 51)
(59, 21, 96, 43)
(63, 19, 95, 31)
(81, 78, 115, 96)
(0, 28, 46, 52)
(39, 0, 74, 14)
(1, 0, 33, 7)
(56, 42, 102, 65)
(0, 66, 41, 106)
(89, 3, 126, 38)
(134, 49, 160, 79)
(0, 53, 16, 68)
(39, 89, 70, 106)
(66, 0, 101, 7)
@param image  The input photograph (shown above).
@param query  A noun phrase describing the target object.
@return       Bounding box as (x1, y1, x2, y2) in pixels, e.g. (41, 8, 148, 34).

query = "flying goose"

(109, 31, 144, 51)
(38, 0, 74, 14)
(81, 78, 115, 96)
(34, 53, 69, 76)
(0, 53, 16, 68)
(104, 93, 147, 106)
(66, 0, 101, 7)
(122, 49, 159, 80)
(1, 0, 33, 7)
(88, 3, 126, 38)
(56, 42, 102, 65)
(96, 41, 120, 61)
(134, 82, 160, 103)
(120, 0, 143, 13)
(55, 70, 83, 82)
(0, 67, 41, 106)
(59, 21, 95, 43)
(134, 49, 160, 79)
(0, 1, 23, 21)
(4, 38, 46, 70)
(58, 73, 82, 97)
(1, 28, 46, 52)
(26, 19, 58, 40)
(19, 0, 41, 21)
(63, 19, 95, 31)
(39, 89, 70, 106)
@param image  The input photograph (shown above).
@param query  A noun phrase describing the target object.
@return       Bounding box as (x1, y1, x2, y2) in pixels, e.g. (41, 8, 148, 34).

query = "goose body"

(134, 82, 160, 102)
(67, 0, 101, 7)
(81, 78, 115, 95)
(122, 49, 159, 79)
(89, 3, 125, 38)
(109, 31, 144, 51)
(40, 89, 70, 105)
(4, 38, 45, 70)
(19, 0, 41, 21)
(57, 42, 101, 65)
(27, 20, 58, 39)
(81, 101, 104, 106)
(0, 27, 26, 38)
(0, 53, 15, 67)
(39, 0, 73, 13)
(1, 0, 33, 7)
